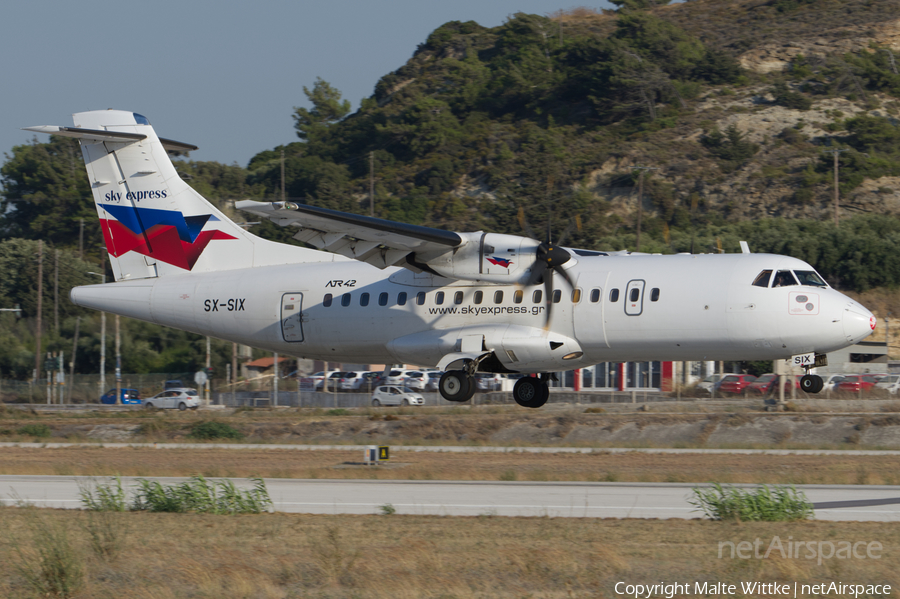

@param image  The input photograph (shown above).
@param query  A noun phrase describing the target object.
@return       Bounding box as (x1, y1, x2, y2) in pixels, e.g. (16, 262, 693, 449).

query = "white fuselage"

(70, 250, 875, 373)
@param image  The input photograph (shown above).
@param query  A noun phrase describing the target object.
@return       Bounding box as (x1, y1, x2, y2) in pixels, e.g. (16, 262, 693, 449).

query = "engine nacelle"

(416, 232, 539, 284)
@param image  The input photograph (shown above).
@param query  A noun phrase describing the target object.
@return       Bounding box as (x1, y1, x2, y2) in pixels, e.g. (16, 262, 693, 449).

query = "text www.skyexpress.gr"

(429, 305, 545, 316)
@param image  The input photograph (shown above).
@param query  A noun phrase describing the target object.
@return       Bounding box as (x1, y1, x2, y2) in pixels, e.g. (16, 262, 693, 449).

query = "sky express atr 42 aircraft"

(27, 110, 876, 408)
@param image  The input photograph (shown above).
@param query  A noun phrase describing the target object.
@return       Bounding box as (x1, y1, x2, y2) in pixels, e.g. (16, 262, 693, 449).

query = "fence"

(0, 373, 193, 404)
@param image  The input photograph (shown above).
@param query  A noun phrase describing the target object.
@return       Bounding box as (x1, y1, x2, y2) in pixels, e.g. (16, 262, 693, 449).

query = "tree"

(292, 77, 352, 143)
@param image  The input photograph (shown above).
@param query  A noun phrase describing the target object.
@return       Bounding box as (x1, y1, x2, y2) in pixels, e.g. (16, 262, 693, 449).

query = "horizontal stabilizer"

(22, 126, 198, 153)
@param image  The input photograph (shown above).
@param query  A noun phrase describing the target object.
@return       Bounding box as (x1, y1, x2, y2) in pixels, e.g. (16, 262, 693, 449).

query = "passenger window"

(398, 292, 407, 306)
(772, 270, 798, 287)
(514, 290, 523, 304)
(474, 291, 483, 305)
(454, 291, 463, 304)
(572, 289, 581, 303)
(494, 290, 504, 304)
(590, 288, 600, 303)
(553, 289, 562, 303)
(610, 289, 620, 302)
(341, 293, 351, 307)
(416, 292, 426, 305)
(533, 290, 542, 304)
(323, 293, 333, 307)
(435, 291, 445, 305)
(378, 292, 388, 306)
(629, 288, 640, 302)
(360, 293, 370, 307)
(650, 288, 660, 302)
(752, 270, 772, 288)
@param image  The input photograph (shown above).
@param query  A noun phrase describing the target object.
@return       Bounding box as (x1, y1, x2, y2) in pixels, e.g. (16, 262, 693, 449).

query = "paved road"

(2, 475, 898, 521)
(3, 441, 900, 456)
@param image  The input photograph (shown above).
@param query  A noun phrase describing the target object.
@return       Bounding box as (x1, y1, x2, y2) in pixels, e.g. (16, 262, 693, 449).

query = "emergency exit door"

(281, 293, 304, 342)
(624, 280, 645, 316)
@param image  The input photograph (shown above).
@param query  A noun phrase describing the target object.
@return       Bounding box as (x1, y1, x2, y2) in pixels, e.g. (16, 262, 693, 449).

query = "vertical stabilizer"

(27, 110, 329, 281)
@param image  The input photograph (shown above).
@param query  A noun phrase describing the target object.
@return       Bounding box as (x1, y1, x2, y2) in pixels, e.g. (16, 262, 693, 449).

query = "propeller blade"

(555, 215, 582, 247)
(527, 259, 548, 287)
(543, 268, 554, 328)
(518, 208, 538, 241)
(556, 263, 575, 289)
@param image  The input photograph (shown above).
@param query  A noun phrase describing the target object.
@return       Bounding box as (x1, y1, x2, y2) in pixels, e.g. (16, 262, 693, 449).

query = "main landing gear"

(439, 370, 477, 403)
(512, 375, 551, 409)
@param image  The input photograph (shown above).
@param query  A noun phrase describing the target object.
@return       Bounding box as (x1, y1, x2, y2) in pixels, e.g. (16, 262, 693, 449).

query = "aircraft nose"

(842, 301, 876, 345)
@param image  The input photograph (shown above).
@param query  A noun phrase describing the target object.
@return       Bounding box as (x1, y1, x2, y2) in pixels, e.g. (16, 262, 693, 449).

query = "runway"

(2, 475, 898, 521)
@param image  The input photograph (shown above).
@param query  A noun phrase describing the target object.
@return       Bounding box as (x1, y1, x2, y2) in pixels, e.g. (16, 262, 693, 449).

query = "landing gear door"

(624, 280, 645, 316)
(281, 293, 304, 342)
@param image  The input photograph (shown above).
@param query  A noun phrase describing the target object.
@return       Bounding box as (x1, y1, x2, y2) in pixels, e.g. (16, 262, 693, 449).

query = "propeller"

(518, 208, 577, 328)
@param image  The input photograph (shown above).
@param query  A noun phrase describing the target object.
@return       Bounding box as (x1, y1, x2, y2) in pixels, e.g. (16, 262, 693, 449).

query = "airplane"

(24, 110, 877, 408)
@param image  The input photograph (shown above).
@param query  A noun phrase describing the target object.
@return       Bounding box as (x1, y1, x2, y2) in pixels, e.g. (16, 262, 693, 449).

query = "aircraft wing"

(235, 200, 463, 269)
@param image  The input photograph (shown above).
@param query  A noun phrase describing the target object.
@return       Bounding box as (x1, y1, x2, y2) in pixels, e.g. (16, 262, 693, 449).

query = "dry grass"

(1, 508, 897, 599)
(4, 446, 900, 485)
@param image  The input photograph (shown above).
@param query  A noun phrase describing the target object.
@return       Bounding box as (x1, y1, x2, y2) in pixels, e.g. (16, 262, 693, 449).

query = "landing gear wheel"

(439, 370, 473, 402)
(800, 374, 823, 394)
(513, 377, 549, 408)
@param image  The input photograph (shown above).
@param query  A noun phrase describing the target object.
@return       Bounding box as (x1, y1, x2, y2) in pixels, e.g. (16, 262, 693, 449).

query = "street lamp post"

(87, 272, 108, 403)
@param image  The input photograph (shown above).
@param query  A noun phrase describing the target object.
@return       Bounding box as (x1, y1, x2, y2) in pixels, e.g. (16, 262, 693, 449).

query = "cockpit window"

(772, 270, 798, 287)
(133, 113, 151, 126)
(794, 270, 827, 287)
(752, 270, 772, 288)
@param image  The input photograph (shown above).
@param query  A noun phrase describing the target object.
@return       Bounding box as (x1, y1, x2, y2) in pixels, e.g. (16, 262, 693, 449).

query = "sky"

(2, 0, 623, 168)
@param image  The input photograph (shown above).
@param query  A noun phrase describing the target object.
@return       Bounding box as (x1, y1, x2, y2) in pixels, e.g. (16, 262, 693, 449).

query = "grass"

(5, 446, 900, 485)
(690, 483, 814, 521)
(1, 509, 897, 598)
(80, 475, 272, 514)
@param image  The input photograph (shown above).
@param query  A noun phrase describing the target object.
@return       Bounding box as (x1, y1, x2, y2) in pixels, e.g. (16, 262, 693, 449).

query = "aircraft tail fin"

(25, 110, 326, 281)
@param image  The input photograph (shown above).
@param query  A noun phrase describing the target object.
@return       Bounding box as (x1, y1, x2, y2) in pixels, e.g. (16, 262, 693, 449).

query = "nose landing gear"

(799, 364, 824, 394)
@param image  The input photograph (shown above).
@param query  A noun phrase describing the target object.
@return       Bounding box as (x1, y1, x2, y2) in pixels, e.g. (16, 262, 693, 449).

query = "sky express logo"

(104, 189, 168, 202)
(486, 256, 513, 268)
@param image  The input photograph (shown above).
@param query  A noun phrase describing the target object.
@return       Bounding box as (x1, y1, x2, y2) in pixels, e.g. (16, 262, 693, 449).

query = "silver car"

(144, 388, 201, 411)
(371, 385, 424, 406)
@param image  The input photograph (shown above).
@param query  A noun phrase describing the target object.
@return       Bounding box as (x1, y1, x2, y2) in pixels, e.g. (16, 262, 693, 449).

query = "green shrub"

(12, 512, 84, 598)
(188, 420, 243, 440)
(326, 408, 350, 416)
(78, 476, 128, 512)
(131, 476, 272, 514)
(690, 483, 813, 521)
(17, 423, 51, 438)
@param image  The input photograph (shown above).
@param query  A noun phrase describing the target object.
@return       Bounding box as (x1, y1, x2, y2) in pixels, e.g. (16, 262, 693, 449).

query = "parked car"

(371, 385, 424, 406)
(303, 371, 343, 390)
(695, 374, 724, 396)
(100, 388, 142, 405)
(836, 374, 879, 393)
(143, 388, 200, 411)
(875, 375, 900, 394)
(164, 379, 184, 390)
(404, 371, 429, 390)
(386, 369, 413, 385)
(821, 374, 846, 392)
(340, 371, 383, 391)
(717, 374, 757, 395)
(475, 373, 504, 391)
(424, 371, 444, 392)
(747, 374, 798, 396)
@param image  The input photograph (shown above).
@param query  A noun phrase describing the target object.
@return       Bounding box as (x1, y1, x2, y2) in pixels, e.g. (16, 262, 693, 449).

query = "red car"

(717, 374, 757, 395)
(836, 375, 878, 393)
(747, 374, 799, 396)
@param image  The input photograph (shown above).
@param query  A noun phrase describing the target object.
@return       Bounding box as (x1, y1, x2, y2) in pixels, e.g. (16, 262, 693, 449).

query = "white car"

(371, 386, 424, 406)
(386, 369, 413, 385)
(696, 374, 724, 395)
(821, 374, 846, 392)
(144, 388, 200, 411)
(875, 375, 900, 394)
(404, 371, 428, 390)
(304, 371, 343, 390)
(475, 373, 503, 391)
